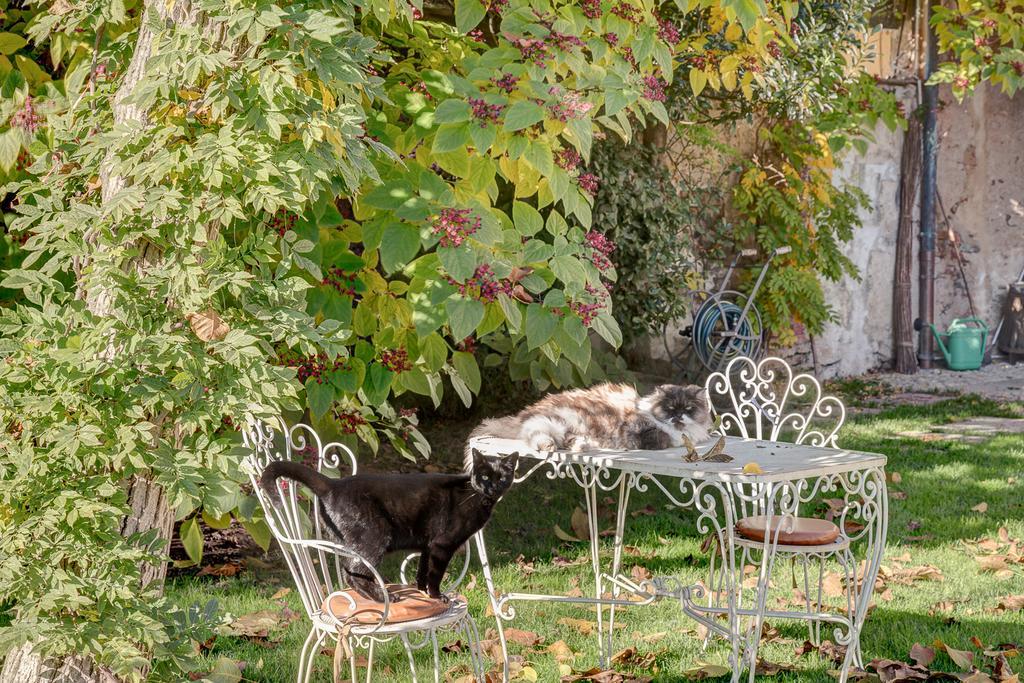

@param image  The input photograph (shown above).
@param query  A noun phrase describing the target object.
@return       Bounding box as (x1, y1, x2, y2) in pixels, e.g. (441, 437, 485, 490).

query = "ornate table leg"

(605, 476, 633, 658)
(838, 467, 888, 679)
(583, 479, 608, 665)
(473, 530, 510, 681)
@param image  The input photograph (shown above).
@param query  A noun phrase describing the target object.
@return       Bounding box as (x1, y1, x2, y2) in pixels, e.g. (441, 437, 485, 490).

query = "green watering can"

(929, 317, 988, 371)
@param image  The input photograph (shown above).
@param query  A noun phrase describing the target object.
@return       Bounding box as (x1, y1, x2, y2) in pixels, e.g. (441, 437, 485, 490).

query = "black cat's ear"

(504, 452, 520, 472)
(471, 448, 486, 468)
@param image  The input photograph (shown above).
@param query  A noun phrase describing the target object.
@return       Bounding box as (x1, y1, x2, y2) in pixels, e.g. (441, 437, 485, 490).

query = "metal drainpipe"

(918, 3, 939, 368)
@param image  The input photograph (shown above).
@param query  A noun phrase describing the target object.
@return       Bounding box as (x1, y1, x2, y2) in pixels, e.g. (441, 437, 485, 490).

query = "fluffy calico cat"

(260, 450, 518, 602)
(465, 383, 712, 470)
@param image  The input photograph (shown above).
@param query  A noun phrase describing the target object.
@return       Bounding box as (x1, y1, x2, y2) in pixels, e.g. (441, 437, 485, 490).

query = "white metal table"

(469, 436, 888, 683)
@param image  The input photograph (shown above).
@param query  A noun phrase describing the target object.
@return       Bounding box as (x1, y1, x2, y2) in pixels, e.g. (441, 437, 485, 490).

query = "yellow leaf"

(742, 462, 765, 475)
(720, 55, 740, 73)
(741, 70, 755, 99)
(320, 81, 336, 111)
(725, 22, 743, 41)
(722, 69, 737, 91)
(689, 67, 708, 96)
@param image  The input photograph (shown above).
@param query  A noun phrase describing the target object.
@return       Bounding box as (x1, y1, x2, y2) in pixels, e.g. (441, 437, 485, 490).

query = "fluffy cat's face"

(640, 384, 712, 430)
(469, 450, 519, 498)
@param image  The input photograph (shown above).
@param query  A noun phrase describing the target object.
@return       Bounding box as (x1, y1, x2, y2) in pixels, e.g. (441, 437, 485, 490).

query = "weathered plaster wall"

(639, 82, 1024, 380)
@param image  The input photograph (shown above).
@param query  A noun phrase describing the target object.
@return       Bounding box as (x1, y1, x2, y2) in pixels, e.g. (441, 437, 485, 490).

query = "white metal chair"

(703, 356, 855, 650)
(241, 417, 485, 683)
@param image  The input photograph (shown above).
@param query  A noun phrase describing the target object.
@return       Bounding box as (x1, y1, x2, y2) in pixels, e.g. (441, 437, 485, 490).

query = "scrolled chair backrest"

(704, 356, 846, 448)
(240, 416, 392, 628)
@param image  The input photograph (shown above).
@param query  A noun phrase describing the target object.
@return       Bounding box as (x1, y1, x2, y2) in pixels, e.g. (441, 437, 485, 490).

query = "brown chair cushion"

(322, 584, 451, 625)
(735, 515, 841, 546)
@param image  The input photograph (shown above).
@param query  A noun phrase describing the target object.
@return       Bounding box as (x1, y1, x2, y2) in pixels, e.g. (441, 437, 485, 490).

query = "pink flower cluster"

(10, 97, 40, 133)
(449, 264, 513, 303)
(610, 2, 641, 23)
(469, 97, 505, 126)
(603, 32, 619, 47)
(380, 348, 412, 373)
(432, 208, 480, 247)
(585, 230, 615, 271)
(578, 172, 600, 196)
(282, 352, 349, 384)
(334, 410, 368, 434)
(487, 0, 508, 14)
(491, 73, 519, 93)
(548, 88, 593, 122)
(657, 17, 680, 44)
(570, 300, 604, 326)
(555, 148, 582, 172)
(643, 75, 667, 102)
(270, 208, 298, 236)
(582, 0, 602, 18)
(513, 37, 551, 67)
(550, 31, 584, 51)
(323, 267, 359, 297)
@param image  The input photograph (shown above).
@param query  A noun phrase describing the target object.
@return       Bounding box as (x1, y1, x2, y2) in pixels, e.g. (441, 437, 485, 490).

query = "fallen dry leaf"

(742, 462, 764, 474)
(198, 562, 243, 577)
(976, 555, 1009, 572)
(681, 662, 730, 680)
(270, 587, 291, 600)
(546, 640, 575, 663)
(909, 643, 935, 667)
(754, 659, 796, 676)
(934, 640, 974, 670)
(630, 565, 652, 582)
(890, 472, 902, 484)
(630, 504, 656, 518)
(557, 617, 596, 636)
(505, 628, 542, 647)
(996, 595, 1024, 612)
(554, 524, 583, 543)
(571, 507, 591, 541)
(220, 607, 299, 641)
(971, 502, 989, 513)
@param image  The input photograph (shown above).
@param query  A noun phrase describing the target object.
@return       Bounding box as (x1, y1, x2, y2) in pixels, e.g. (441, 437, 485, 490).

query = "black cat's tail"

(259, 461, 333, 498)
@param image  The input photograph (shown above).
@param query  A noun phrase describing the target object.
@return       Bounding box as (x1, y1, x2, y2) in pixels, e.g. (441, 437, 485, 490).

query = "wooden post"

(894, 115, 921, 374)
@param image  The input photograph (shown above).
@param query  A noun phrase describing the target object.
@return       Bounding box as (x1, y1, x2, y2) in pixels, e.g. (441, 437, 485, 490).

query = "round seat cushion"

(735, 515, 841, 546)
(322, 584, 452, 625)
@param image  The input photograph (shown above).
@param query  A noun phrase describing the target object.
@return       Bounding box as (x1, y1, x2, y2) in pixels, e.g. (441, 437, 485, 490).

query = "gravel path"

(872, 360, 1024, 403)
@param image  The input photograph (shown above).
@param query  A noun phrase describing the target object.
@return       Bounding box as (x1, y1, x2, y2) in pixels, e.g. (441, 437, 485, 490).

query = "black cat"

(259, 449, 518, 602)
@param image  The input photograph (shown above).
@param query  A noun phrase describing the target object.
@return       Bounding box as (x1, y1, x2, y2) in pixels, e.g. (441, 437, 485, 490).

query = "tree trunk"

(1, 3, 197, 682)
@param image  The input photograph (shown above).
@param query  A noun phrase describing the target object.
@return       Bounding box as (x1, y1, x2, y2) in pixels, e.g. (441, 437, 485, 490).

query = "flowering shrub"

(931, 1, 1024, 98)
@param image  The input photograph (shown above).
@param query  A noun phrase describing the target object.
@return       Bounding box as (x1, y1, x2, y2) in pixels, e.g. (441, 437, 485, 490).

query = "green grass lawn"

(170, 396, 1024, 682)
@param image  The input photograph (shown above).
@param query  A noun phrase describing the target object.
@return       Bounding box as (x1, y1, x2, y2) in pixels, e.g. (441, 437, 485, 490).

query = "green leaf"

(241, 517, 272, 551)
(306, 377, 335, 418)
(452, 351, 482, 394)
(525, 304, 557, 349)
(0, 33, 28, 56)
(328, 362, 362, 394)
(446, 296, 485, 341)
(498, 293, 523, 333)
(550, 255, 587, 286)
(455, 0, 486, 33)
(504, 101, 546, 132)
(477, 302, 505, 336)
(363, 363, 394, 406)
(434, 99, 472, 124)
(180, 517, 203, 565)
(438, 245, 478, 281)
(202, 509, 232, 530)
(524, 140, 554, 176)
(380, 223, 421, 273)
(592, 312, 623, 348)
(433, 123, 472, 153)
(512, 201, 544, 236)
(604, 88, 636, 117)
(420, 332, 448, 372)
